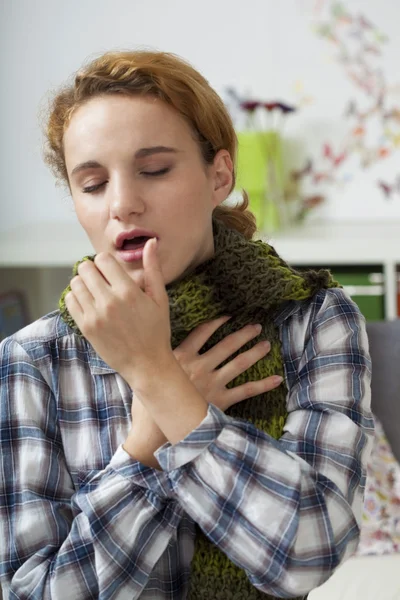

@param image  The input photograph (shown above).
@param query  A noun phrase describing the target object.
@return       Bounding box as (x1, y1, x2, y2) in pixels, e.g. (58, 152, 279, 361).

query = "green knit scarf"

(59, 217, 339, 600)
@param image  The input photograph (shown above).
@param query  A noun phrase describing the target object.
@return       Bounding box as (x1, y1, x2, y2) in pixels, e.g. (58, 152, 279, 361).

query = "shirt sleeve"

(156, 288, 374, 598)
(0, 338, 181, 600)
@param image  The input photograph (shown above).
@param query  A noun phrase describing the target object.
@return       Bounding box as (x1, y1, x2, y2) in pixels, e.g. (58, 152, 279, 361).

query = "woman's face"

(64, 94, 233, 288)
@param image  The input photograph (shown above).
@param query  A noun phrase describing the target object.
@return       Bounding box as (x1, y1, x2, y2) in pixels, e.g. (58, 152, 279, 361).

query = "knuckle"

(224, 335, 242, 354)
(173, 348, 183, 362)
(244, 381, 258, 397)
(94, 252, 112, 266)
(120, 284, 135, 303)
(70, 275, 81, 288)
(188, 370, 196, 383)
(102, 300, 117, 318)
(225, 326, 255, 351)
(77, 260, 91, 274)
(174, 349, 190, 372)
(120, 289, 131, 304)
(235, 353, 250, 371)
(188, 363, 204, 383)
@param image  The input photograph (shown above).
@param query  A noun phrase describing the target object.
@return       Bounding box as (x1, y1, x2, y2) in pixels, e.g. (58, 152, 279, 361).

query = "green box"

(332, 270, 385, 321)
(294, 266, 385, 321)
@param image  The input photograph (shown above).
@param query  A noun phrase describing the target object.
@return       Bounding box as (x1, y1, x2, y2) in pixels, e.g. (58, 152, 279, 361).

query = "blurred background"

(1, 0, 400, 338)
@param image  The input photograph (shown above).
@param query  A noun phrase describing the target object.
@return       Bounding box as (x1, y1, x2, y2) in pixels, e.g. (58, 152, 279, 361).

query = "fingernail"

(262, 341, 271, 351)
(273, 376, 284, 385)
(254, 323, 262, 333)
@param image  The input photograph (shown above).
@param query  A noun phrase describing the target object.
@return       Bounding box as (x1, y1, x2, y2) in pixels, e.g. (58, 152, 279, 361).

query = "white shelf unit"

(1, 220, 400, 321)
(266, 222, 400, 321)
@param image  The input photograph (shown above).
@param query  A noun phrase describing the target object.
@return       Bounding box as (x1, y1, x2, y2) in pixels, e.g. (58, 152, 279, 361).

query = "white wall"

(1, 0, 400, 234)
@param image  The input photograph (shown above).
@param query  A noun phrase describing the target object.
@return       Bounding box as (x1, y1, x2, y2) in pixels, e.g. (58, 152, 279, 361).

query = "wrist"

(130, 356, 209, 445)
(123, 431, 164, 470)
(127, 351, 178, 392)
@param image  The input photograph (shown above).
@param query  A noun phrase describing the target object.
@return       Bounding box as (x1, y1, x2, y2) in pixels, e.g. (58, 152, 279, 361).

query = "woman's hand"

(65, 239, 283, 462)
(65, 238, 173, 385)
(124, 317, 283, 467)
(174, 317, 283, 412)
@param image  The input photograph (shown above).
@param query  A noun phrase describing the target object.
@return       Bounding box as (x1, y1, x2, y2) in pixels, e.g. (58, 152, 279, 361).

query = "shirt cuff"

(107, 444, 173, 498)
(156, 403, 230, 472)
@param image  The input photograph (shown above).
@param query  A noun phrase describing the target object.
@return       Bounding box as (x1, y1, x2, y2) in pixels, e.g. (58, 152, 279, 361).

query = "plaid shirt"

(0, 288, 374, 599)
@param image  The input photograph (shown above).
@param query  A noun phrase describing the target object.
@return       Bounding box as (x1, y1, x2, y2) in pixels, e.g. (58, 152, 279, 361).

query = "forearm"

(124, 425, 166, 469)
(127, 354, 208, 446)
(156, 405, 366, 597)
(1, 430, 180, 600)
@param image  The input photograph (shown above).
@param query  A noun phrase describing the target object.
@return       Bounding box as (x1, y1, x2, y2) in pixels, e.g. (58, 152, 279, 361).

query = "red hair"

(42, 50, 256, 239)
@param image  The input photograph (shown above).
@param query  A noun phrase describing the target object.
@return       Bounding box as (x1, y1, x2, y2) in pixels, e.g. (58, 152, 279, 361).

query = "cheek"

(164, 175, 212, 219)
(73, 199, 106, 245)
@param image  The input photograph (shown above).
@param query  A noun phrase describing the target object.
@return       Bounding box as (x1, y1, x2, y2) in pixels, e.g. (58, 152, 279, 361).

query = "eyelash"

(82, 168, 170, 194)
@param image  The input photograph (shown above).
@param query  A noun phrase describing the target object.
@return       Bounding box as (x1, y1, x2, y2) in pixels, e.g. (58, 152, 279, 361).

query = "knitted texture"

(59, 218, 339, 599)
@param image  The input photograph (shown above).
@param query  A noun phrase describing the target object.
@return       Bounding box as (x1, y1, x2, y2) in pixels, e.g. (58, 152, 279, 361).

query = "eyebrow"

(70, 146, 179, 178)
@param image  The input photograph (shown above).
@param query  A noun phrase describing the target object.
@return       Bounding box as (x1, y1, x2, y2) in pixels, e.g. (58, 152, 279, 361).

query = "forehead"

(64, 94, 194, 156)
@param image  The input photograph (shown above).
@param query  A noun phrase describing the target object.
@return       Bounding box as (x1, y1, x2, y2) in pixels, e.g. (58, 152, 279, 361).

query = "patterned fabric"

(58, 218, 340, 599)
(0, 288, 373, 599)
(357, 417, 400, 556)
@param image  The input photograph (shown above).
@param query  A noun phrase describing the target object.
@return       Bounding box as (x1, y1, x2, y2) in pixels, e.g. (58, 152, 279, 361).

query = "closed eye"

(82, 182, 107, 194)
(141, 167, 170, 177)
(81, 168, 170, 193)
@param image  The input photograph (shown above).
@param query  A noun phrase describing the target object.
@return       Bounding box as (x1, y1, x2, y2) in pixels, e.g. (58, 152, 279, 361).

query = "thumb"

(143, 238, 167, 306)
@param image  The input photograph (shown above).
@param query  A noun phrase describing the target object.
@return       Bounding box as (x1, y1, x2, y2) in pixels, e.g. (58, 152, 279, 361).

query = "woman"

(0, 50, 373, 599)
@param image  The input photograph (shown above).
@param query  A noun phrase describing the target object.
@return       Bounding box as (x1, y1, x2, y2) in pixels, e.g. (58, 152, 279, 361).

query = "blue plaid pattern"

(0, 288, 374, 599)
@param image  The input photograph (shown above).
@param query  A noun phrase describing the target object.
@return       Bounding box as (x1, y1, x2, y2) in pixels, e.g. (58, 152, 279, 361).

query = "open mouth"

(121, 236, 151, 251)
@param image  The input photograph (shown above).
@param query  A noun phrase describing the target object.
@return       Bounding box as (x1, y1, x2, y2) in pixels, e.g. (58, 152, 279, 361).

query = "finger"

(64, 290, 84, 324)
(92, 252, 133, 289)
(70, 275, 96, 310)
(223, 375, 284, 407)
(202, 323, 263, 371)
(77, 256, 113, 301)
(143, 238, 167, 306)
(217, 340, 271, 387)
(177, 316, 231, 354)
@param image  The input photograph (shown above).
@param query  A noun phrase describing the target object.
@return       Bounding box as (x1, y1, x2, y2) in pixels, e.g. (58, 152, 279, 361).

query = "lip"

(117, 247, 146, 263)
(115, 228, 159, 250)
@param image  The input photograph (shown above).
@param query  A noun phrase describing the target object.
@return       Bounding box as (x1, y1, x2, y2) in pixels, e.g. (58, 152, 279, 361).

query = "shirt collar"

(273, 299, 307, 327)
(87, 344, 118, 375)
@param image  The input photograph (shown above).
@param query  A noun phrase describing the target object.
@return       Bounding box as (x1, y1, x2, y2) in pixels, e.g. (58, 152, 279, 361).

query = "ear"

(211, 149, 234, 207)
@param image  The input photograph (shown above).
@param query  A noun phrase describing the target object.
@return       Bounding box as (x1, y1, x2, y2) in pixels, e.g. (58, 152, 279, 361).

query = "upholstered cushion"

(357, 417, 400, 555)
(308, 554, 400, 599)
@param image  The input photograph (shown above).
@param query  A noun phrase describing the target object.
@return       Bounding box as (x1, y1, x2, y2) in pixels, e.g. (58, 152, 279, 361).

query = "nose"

(109, 177, 145, 221)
